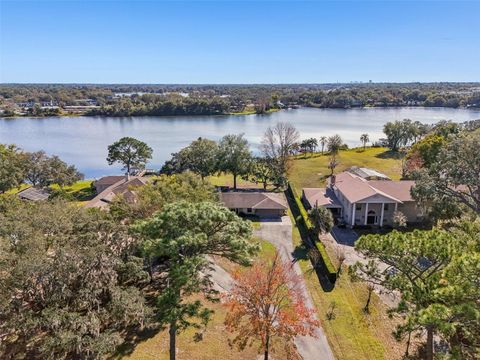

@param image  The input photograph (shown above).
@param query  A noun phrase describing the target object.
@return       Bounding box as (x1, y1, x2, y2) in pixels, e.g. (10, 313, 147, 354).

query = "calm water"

(1, 107, 479, 178)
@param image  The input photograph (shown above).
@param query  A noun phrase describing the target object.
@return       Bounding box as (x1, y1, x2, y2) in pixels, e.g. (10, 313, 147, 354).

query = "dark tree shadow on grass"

(285, 191, 335, 292)
(375, 150, 405, 160)
(109, 325, 164, 359)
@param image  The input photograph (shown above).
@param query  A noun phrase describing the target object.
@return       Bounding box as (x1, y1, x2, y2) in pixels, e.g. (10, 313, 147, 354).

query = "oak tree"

(224, 251, 319, 360)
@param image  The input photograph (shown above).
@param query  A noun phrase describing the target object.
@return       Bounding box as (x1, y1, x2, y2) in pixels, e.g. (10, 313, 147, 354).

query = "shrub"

(286, 182, 337, 282)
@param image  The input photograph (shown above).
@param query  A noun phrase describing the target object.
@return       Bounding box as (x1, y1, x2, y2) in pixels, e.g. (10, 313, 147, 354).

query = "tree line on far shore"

(1, 83, 479, 117)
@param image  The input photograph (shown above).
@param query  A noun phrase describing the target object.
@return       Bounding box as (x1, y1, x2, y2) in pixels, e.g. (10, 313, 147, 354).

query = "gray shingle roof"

(17, 187, 50, 201)
(220, 192, 288, 210)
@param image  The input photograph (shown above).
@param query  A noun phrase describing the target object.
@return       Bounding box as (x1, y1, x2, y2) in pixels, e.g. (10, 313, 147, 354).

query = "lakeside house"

(220, 191, 288, 218)
(302, 170, 424, 227)
(16, 187, 50, 201)
(86, 175, 148, 208)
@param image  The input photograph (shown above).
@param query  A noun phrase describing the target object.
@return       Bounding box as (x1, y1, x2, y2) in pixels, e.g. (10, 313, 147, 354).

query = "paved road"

(324, 227, 400, 308)
(254, 216, 336, 360)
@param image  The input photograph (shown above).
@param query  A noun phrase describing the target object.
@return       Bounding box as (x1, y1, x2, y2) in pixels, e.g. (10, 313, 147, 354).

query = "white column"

(395, 203, 398, 212)
(380, 203, 385, 227)
(351, 203, 356, 226)
(364, 203, 369, 225)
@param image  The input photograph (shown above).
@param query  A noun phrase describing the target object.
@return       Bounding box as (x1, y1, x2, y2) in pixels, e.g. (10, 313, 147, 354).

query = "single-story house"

(220, 191, 288, 218)
(93, 175, 125, 193)
(302, 171, 424, 227)
(17, 187, 50, 201)
(86, 175, 148, 209)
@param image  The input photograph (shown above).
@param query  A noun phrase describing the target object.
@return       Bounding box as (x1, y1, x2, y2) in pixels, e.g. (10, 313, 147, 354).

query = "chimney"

(125, 172, 131, 182)
(330, 174, 336, 188)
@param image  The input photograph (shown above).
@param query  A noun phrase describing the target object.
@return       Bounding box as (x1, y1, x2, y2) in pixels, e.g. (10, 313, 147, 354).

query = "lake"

(1, 107, 479, 179)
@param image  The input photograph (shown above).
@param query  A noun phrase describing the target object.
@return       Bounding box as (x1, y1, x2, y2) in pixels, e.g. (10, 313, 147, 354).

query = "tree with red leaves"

(224, 251, 319, 360)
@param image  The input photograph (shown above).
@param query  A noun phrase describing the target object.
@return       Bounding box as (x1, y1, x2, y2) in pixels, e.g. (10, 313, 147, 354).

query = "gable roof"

(220, 192, 288, 210)
(17, 187, 50, 201)
(86, 176, 148, 208)
(93, 176, 125, 187)
(368, 180, 415, 202)
(332, 171, 413, 203)
(303, 187, 342, 208)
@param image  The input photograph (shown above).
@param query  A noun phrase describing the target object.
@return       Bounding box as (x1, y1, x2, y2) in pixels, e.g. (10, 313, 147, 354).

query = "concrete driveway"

(254, 216, 336, 360)
(331, 226, 358, 247)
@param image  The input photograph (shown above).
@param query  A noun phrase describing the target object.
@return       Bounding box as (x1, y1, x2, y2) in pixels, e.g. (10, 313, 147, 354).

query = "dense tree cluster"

(1, 83, 479, 117)
(0, 145, 83, 193)
(353, 221, 480, 360)
(395, 119, 480, 221)
(0, 199, 151, 359)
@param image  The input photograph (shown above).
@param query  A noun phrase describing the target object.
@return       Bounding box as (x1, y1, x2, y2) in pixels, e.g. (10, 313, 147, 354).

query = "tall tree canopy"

(24, 150, 83, 187)
(360, 133, 370, 150)
(107, 137, 153, 175)
(134, 201, 258, 360)
(225, 251, 318, 360)
(353, 223, 479, 360)
(161, 137, 218, 179)
(217, 134, 252, 189)
(110, 172, 217, 222)
(0, 144, 25, 193)
(412, 131, 480, 218)
(0, 199, 150, 359)
(260, 122, 300, 177)
(327, 134, 343, 154)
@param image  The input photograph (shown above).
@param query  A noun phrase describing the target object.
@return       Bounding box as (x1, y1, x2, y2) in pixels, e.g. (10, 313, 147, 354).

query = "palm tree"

(360, 133, 370, 151)
(327, 134, 343, 155)
(319, 136, 327, 155)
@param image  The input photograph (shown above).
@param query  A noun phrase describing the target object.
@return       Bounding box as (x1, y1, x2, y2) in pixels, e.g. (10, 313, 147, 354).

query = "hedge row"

(286, 183, 337, 283)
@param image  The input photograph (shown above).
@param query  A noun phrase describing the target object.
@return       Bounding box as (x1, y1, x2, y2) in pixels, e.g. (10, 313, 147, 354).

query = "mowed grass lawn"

(207, 172, 266, 189)
(289, 147, 403, 189)
(122, 239, 299, 360)
(289, 211, 405, 360)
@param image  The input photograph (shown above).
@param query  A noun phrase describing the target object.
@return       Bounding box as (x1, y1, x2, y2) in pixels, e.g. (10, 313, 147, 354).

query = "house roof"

(86, 176, 148, 208)
(17, 187, 50, 201)
(93, 176, 125, 187)
(347, 166, 391, 180)
(330, 171, 414, 203)
(303, 187, 342, 208)
(220, 192, 288, 210)
(367, 180, 415, 202)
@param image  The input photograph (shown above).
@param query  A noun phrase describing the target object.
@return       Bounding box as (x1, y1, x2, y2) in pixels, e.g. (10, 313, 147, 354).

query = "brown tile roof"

(94, 176, 125, 186)
(368, 180, 415, 202)
(331, 171, 414, 203)
(86, 176, 148, 208)
(303, 188, 342, 208)
(220, 192, 288, 210)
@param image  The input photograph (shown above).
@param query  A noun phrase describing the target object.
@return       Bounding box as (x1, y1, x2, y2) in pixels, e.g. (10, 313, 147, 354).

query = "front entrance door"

(367, 210, 377, 225)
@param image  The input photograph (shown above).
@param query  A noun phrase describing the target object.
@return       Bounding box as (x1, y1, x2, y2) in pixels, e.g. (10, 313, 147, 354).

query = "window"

(356, 204, 362, 211)
(384, 204, 389, 211)
(247, 208, 252, 213)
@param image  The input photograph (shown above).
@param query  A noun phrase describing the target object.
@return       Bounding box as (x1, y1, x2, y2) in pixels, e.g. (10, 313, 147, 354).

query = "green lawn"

(288, 211, 405, 360)
(207, 172, 266, 189)
(6, 180, 95, 204)
(289, 147, 403, 190)
(50, 180, 95, 203)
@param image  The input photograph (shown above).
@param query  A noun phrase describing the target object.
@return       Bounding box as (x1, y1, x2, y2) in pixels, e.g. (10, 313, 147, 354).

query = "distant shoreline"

(2, 105, 479, 119)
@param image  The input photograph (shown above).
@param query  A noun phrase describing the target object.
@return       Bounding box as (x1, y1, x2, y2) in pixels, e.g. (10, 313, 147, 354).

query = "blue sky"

(1, 1, 479, 83)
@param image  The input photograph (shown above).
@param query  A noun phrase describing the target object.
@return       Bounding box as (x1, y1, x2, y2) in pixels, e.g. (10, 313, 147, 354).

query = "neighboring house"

(220, 191, 288, 218)
(93, 176, 125, 193)
(86, 175, 148, 209)
(302, 171, 424, 227)
(346, 166, 391, 180)
(17, 187, 50, 201)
